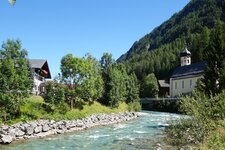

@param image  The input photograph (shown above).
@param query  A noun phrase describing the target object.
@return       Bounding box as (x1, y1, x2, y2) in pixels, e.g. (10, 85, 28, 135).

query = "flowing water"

(1, 111, 182, 150)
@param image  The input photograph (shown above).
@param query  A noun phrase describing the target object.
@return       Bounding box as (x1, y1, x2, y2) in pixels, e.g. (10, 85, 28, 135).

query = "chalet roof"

(171, 61, 207, 78)
(29, 59, 47, 69)
(29, 59, 51, 79)
(158, 80, 170, 88)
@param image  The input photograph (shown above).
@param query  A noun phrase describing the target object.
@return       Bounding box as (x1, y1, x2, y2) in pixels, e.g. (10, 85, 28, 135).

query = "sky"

(0, 0, 190, 78)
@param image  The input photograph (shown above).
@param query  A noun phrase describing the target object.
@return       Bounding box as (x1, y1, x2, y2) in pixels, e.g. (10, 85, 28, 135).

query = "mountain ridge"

(118, 0, 225, 62)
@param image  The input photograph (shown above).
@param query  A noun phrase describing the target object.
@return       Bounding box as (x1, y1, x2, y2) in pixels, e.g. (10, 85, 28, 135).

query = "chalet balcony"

(34, 73, 45, 82)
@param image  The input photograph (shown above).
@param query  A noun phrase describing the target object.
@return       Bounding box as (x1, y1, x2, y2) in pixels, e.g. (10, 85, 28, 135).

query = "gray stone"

(25, 126, 34, 135)
(34, 126, 42, 133)
(49, 120, 55, 125)
(42, 124, 50, 132)
(15, 129, 25, 137)
(20, 123, 30, 131)
(76, 122, 83, 128)
(30, 122, 37, 128)
(0, 112, 138, 145)
(0, 135, 13, 144)
(1, 125, 9, 131)
(8, 128, 16, 138)
(56, 130, 64, 134)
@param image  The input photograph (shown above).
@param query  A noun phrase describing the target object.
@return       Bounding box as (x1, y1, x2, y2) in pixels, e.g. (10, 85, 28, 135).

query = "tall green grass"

(16, 96, 135, 123)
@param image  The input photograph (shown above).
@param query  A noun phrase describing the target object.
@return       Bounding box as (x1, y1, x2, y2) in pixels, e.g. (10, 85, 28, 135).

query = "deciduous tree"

(0, 40, 32, 120)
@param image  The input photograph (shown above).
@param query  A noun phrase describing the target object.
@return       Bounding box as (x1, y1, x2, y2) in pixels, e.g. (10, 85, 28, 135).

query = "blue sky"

(0, 0, 190, 78)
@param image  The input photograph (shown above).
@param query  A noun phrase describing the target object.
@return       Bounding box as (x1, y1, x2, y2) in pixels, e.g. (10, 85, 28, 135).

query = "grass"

(42, 101, 129, 121)
(11, 96, 131, 123)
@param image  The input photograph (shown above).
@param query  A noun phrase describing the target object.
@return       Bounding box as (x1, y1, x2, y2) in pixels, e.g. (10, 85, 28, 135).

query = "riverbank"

(1, 111, 182, 150)
(0, 112, 138, 144)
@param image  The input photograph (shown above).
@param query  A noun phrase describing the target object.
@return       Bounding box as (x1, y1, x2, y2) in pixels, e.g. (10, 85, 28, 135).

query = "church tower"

(180, 48, 191, 66)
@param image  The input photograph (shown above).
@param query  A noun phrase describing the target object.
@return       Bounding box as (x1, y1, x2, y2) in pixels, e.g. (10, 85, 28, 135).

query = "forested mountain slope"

(118, 0, 225, 80)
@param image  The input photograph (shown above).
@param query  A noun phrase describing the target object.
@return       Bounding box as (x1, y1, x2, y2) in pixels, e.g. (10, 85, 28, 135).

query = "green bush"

(165, 90, 225, 148)
(201, 123, 225, 150)
(128, 101, 141, 112)
(55, 102, 70, 114)
(20, 96, 46, 120)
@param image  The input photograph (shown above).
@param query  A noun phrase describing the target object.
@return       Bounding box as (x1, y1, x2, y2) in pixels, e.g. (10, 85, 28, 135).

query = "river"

(1, 111, 181, 150)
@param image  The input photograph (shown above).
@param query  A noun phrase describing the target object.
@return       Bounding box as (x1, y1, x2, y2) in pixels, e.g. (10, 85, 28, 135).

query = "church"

(169, 48, 207, 97)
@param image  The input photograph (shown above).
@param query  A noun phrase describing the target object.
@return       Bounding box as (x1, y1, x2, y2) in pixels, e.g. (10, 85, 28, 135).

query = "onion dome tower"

(180, 47, 191, 66)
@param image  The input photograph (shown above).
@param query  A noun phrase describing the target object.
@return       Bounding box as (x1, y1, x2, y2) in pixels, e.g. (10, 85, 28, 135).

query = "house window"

(175, 82, 177, 90)
(182, 80, 184, 89)
(190, 80, 192, 88)
(187, 59, 189, 64)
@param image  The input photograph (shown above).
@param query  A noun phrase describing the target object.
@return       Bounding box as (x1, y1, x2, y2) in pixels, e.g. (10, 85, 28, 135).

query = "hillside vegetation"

(119, 0, 225, 81)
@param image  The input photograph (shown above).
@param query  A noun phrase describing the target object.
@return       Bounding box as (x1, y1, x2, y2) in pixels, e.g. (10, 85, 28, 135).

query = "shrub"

(55, 102, 70, 114)
(165, 90, 225, 148)
(128, 101, 141, 112)
(201, 122, 225, 150)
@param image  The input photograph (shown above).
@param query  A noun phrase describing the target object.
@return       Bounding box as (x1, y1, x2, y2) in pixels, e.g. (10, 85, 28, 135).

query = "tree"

(126, 73, 140, 104)
(191, 27, 210, 62)
(76, 54, 104, 101)
(0, 40, 32, 120)
(200, 21, 225, 95)
(100, 52, 114, 71)
(141, 73, 159, 98)
(60, 53, 104, 108)
(106, 65, 127, 108)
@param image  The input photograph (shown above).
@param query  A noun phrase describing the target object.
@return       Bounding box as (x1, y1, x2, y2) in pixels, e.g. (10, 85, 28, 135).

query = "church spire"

(180, 47, 191, 66)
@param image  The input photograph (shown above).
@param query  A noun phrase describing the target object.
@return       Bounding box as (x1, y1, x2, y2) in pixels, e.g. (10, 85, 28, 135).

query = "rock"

(8, 128, 16, 138)
(30, 122, 37, 128)
(1, 125, 9, 131)
(56, 130, 64, 134)
(15, 129, 25, 137)
(20, 123, 30, 132)
(42, 124, 50, 132)
(25, 126, 34, 135)
(0, 135, 13, 144)
(0, 112, 138, 145)
(76, 122, 83, 128)
(34, 126, 42, 134)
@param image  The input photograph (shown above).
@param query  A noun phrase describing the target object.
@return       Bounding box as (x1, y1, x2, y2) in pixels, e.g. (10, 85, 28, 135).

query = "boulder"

(42, 124, 50, 132)
(34, 126, 42, 134)
(0, 135, 13, 144)
(25, 126, 34, 135)
(1, 125, 9, 131)
(20, 123, 30, 132)
(8, 128, 16, 138)
(30, 122, 37, 128)
(15, 129, 25, 137)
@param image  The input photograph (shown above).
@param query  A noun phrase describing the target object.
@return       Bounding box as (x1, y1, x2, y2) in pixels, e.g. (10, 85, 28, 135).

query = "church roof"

(180, 47, 191, 57)
(171, 61, 207, 78)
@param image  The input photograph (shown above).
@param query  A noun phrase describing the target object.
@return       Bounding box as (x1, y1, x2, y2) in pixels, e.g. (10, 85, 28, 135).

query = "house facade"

(29, 59, 51, 95)
(170, 48, 207, 97)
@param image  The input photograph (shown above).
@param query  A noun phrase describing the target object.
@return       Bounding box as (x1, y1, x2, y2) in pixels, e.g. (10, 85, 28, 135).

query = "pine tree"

(202, 21, 225, 95)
